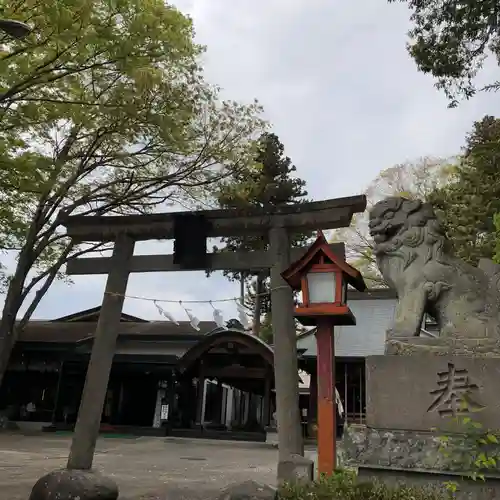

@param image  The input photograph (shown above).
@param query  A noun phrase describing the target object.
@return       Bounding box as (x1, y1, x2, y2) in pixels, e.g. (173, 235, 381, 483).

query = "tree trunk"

(0, 129, 79, 388)
(0, 271, 29, 387)
(239, 273, 245, 304)
(0, 204, 48, 387)
(252, 274, 264, 336)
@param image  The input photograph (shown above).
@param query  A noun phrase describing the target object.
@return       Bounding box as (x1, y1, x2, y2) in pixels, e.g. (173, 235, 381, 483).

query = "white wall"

(297, 298, 396, 357)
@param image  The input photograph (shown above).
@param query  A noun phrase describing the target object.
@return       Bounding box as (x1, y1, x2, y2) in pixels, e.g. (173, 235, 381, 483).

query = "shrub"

(437, 417, 500, 476)
(278, 469, 449, 500)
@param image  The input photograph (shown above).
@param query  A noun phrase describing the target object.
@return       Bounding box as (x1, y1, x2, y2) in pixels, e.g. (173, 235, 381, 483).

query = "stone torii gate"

(57, 195, 366, 485)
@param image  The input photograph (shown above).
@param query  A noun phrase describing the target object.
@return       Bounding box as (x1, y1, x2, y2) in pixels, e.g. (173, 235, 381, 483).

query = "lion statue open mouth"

(368, 197, 500, 340)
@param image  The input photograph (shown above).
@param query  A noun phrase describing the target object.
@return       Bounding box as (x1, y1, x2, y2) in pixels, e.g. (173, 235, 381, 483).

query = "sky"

(16, 0, 500, 325)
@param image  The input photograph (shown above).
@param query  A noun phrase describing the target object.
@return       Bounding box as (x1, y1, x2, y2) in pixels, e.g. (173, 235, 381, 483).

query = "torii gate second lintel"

(62, 194, 367, 483)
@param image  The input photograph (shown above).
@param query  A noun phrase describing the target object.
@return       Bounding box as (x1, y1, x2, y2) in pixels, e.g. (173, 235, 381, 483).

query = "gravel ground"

(0, 434, 297, 499)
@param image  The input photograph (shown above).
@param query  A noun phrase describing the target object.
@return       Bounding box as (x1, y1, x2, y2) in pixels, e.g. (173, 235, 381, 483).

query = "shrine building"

(0, 288, 398, 441)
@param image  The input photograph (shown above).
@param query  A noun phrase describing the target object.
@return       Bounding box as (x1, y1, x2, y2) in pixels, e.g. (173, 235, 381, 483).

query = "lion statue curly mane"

(369, 197, 500, 340)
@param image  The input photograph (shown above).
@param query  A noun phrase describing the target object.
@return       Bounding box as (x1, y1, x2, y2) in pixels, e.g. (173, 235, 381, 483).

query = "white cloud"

(5, 0, 500, 321)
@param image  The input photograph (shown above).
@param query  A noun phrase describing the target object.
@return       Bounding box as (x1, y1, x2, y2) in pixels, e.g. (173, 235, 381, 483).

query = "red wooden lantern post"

(282, 231, 365, 475)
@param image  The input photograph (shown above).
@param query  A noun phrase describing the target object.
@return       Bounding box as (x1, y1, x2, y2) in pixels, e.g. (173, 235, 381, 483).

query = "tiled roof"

(18, 320, 218, 343)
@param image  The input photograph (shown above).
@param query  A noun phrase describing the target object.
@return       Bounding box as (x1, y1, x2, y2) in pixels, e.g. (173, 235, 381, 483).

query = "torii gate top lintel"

(62, 194, 367, 242)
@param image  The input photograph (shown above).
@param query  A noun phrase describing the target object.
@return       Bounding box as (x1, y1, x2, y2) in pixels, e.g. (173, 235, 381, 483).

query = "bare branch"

(20, 241, 107, 304)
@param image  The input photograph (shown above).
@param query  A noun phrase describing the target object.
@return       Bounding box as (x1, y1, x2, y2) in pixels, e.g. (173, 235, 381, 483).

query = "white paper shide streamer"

(154, 301, 179, 325)
(146, 290, 278, 332)
(182, 305, 200, 331)
(235, 300, 250, 329)
(212, 307, 225, 328)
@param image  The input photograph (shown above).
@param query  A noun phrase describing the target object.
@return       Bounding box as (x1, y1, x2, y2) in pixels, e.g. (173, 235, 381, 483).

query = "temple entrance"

(169, 328, 276, 441)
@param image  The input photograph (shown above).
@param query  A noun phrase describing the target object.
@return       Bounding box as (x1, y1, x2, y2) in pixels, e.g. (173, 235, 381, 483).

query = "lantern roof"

(282, 231, 366, 292)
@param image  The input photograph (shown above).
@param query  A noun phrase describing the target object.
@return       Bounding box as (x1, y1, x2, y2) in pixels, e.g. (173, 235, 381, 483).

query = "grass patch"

(278, 469, 449, 500)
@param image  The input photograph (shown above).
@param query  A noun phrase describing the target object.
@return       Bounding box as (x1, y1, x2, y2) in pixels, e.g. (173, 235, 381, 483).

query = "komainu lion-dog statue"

(368, 197, 500, 340)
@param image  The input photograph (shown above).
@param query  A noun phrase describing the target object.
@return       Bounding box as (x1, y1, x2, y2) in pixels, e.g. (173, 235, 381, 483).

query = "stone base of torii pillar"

(29, 469, 118, 500)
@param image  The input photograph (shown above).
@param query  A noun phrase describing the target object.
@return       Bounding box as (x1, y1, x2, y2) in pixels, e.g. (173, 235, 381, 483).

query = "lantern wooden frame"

(282, 231, 365, 326)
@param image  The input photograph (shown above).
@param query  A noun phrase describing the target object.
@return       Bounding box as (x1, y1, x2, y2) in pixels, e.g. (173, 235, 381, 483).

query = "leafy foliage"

(331, 157, 454, 286)
(279, 469, 446, 500)
(0, 0, 265, 383)
(427, 116, 500, 265)
(390, 0, 500, 106)
(214, 133, 310, 335)
(215, 132, 310, 276)
(256, 310, 273, 344)
(437, 415, 500, 481)
(435, 402, 500, 494)
(493, 213, 500, 265)
(243, 278, 271, 328)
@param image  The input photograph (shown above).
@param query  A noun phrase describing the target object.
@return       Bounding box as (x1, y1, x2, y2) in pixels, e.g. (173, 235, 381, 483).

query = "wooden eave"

(16, 320, 218, 344)
(282, 232, 366, 292)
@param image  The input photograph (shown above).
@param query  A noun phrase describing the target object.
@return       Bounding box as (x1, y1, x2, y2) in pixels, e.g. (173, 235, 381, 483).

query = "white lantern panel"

(306, 271, 336, 303)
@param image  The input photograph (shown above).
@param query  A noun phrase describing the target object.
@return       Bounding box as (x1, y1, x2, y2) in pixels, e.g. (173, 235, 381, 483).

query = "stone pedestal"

(345, 345, 500, 476)
(29, 469, 118, 500)
(386, 336, 500, 356)
(277, 454, 314, 484)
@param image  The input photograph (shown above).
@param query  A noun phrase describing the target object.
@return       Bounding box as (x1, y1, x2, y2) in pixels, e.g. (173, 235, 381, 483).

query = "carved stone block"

(365, 355, 500, 432)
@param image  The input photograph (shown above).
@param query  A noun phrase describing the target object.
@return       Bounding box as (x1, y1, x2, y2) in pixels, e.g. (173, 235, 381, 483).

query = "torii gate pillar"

(270, 226, 312, 481)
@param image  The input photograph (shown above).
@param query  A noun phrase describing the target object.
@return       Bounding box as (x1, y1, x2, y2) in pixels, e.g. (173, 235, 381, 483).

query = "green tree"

(390, 0, 500, 106)
(214, 132, 310, 337)
(243, 278, 271, 330)
(332, 157, 454, 286)
(243, 281, 307, 344)
(258, 313, 274, 344)
(0, 0, 265, 386)
(428, 116, 500, 265)
(494, 213, 500, 265)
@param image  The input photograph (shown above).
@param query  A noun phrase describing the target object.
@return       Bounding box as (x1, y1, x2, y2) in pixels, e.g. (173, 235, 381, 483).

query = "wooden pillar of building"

(269, 226, 304, 467)
(116, 381, 125, 425)
(216, 380, 224, 424)
(308, 368, 318, 437)
(167, 372, 176, 424)
(195, 362, 205, 426)
(262, 370, 272, 427)
(51, 359, 65, 425)
(248, 393, 258, 424)
(239, 391, 245, 425)
(179, 377, 193, 427)
(67, 235, 135, 470)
